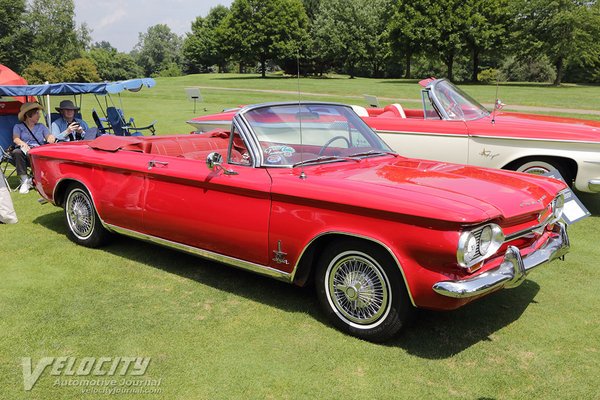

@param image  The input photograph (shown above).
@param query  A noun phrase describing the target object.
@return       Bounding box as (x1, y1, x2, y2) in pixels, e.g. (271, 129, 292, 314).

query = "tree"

(0, 0, 28, 72)
(387, 1, 433, 78)
(513, 0, 600, 85)
(182, 5, 230, 73)
(87, 46, 143, 81)
(425, 0, 470, 81)
(222, 0, 309, 77)
(133, 24, 183, 76)
(312, 0, 389, 78)
(26, 0, 90, 66)
(463, 0, 513, 82)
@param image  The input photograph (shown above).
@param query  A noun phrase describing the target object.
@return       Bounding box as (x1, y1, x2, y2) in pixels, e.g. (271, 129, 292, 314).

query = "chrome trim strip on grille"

(505, 215, 554, 242)
(105, 224, 292, 282)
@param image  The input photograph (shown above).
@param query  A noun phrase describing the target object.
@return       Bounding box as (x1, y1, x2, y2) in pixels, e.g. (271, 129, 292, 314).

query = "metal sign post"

(185, 88, 202, 113)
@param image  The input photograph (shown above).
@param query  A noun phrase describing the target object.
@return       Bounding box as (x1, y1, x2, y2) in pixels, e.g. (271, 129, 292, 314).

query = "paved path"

(196, 85, 600, 116)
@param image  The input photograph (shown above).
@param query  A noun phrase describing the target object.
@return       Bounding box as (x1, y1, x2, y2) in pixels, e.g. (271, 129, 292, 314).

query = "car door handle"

(148, 160, 169, 170)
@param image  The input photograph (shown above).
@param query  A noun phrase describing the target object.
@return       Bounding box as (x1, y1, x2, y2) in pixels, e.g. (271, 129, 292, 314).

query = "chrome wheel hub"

(523, 166, 550, 175)
(67, 190, 94, 239)
(327, 253, 390, 326)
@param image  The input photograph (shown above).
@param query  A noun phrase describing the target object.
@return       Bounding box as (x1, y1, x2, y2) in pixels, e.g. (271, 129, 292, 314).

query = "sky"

(73, 0, 233, 52)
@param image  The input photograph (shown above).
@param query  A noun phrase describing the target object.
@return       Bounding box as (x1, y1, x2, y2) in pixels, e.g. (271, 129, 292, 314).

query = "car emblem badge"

(272, 240, 289, 265)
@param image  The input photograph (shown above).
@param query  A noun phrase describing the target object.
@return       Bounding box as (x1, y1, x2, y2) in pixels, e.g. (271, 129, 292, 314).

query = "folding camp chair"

(106, 106, 156, 136)
(0, 146, 17, 191)
(0, 113, 19, 191)
(92, 109, 109, 134)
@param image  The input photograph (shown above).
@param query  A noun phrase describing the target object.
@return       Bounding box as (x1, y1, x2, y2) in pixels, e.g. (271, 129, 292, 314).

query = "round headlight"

(457, 224, 505, 268)
(463, 233, 478, 264)
(479, 225, 493, 254)
(553, 193, 565, 220)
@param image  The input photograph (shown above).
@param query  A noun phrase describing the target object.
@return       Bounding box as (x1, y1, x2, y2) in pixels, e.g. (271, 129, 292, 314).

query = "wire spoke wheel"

(66, 189, 95, 240)
(326, 251, 391, 328)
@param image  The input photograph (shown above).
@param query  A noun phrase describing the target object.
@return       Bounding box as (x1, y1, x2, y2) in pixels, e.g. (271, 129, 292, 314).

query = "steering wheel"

(318, 136, 351, 156)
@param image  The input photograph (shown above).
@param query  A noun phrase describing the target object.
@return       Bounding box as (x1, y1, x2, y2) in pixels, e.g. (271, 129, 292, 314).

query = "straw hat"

(55, 100, 80, 112)
(18, 102, 43, 122)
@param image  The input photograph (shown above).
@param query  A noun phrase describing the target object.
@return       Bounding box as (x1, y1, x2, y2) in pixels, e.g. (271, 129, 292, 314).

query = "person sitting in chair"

(12, 102, 56, 194)
(51, 100, 89, 141)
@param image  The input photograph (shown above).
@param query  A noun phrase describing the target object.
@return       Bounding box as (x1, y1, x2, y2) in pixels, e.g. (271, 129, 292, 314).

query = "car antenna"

(297, 50, 307, 180)
(491, 73, 504, 125)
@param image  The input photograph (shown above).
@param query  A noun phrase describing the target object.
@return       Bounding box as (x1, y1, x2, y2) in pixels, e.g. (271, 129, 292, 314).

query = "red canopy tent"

(0, 64, 29, 114)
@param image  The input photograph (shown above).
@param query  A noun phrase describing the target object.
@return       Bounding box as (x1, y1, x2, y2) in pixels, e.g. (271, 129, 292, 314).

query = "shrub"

(152, 62, 183, 78)
(22, 62, 61, 84)
(501, 56, 556, 83)
(477, 68, 505, 84)
(61, 58, 101, 82)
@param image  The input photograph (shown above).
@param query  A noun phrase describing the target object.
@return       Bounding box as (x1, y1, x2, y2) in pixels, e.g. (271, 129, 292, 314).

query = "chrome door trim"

(105, 224, 292, 282)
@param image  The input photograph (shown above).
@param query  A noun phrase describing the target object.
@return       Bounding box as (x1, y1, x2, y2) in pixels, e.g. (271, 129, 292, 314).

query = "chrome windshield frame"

(235, 101, 392, 168)
(426, 79, 491, 122)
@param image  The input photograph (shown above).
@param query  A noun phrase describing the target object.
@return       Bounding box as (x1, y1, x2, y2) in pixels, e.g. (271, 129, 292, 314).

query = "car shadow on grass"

(36, 210, 544, 357)
(388, 280, 540, 358)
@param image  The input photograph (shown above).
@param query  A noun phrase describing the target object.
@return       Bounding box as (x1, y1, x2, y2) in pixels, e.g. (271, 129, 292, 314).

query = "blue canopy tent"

(0, 78, 155, 97)
(0, 78, 156, 135)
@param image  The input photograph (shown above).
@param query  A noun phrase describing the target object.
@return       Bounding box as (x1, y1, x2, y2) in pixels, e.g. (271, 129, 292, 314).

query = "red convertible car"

(189, 78, 600, 193)
(30, 102, 570, 342)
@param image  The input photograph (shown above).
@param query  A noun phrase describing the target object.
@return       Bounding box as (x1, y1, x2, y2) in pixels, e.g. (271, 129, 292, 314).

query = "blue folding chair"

(92, 109, 109, 134)
(106, 107, 156, 136)
(0, 114, 19, 190)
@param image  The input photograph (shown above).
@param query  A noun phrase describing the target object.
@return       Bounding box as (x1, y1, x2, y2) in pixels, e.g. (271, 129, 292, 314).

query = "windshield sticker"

(266, 154, 283, 164)
(265, 145, 295, 157)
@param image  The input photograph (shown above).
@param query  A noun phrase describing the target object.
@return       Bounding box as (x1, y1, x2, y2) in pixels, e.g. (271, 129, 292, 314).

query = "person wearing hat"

(12, 102, 56, 194)
(51, 100, 89, 141)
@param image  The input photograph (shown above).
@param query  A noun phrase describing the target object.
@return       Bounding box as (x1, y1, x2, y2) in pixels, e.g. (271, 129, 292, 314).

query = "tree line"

(1, 0, 599, 85)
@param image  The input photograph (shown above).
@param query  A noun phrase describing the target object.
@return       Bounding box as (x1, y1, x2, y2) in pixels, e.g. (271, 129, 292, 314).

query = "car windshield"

(241, 104, 394, 167)
(429, 80, 490, 121)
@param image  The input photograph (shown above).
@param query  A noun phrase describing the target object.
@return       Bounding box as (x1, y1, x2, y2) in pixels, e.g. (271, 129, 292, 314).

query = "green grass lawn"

(2, 74, 600, 399)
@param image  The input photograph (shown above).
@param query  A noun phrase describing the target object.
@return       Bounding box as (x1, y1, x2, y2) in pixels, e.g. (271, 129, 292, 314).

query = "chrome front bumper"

(433, 222, 569, 299)
(588, 179, 600, 192)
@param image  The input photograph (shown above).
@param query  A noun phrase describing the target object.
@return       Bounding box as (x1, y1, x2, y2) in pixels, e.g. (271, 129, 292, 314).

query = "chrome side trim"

(433, 222, 569, 299)
(290, 231, 416, 307)
(376, 130, 468, 138)
(186, 119, 232, 127)
(105, 224, 292, 282)
(470, 134, 600, 145)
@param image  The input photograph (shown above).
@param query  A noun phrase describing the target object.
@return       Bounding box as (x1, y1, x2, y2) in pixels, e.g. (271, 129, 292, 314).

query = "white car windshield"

(430, 80, 490, 121)
(241, 104, 394, 167)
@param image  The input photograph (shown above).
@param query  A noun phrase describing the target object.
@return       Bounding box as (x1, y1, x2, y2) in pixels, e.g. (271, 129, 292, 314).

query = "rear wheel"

(64, 183, 110, 247)
(315, 239, 413, 342)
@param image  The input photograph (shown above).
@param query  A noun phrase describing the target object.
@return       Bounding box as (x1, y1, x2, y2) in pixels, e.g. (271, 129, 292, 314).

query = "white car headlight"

(457, 223, 505, 268)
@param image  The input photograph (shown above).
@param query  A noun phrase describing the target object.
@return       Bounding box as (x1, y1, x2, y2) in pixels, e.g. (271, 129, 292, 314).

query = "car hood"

(471, 112, 600, 142)
(270, 157, 565, 224)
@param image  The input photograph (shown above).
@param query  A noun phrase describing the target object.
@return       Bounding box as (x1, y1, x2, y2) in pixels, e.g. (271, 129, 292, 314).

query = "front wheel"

(64, 183, 110, 247)
(315, 239, 414, 342)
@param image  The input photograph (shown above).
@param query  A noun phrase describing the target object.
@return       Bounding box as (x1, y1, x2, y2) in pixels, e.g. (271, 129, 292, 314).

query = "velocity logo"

(22, 357, 151, 391)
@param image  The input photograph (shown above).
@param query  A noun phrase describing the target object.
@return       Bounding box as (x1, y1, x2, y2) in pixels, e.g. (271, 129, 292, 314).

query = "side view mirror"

(206, 152, 223, 170)
(206, 152, 238, 175)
